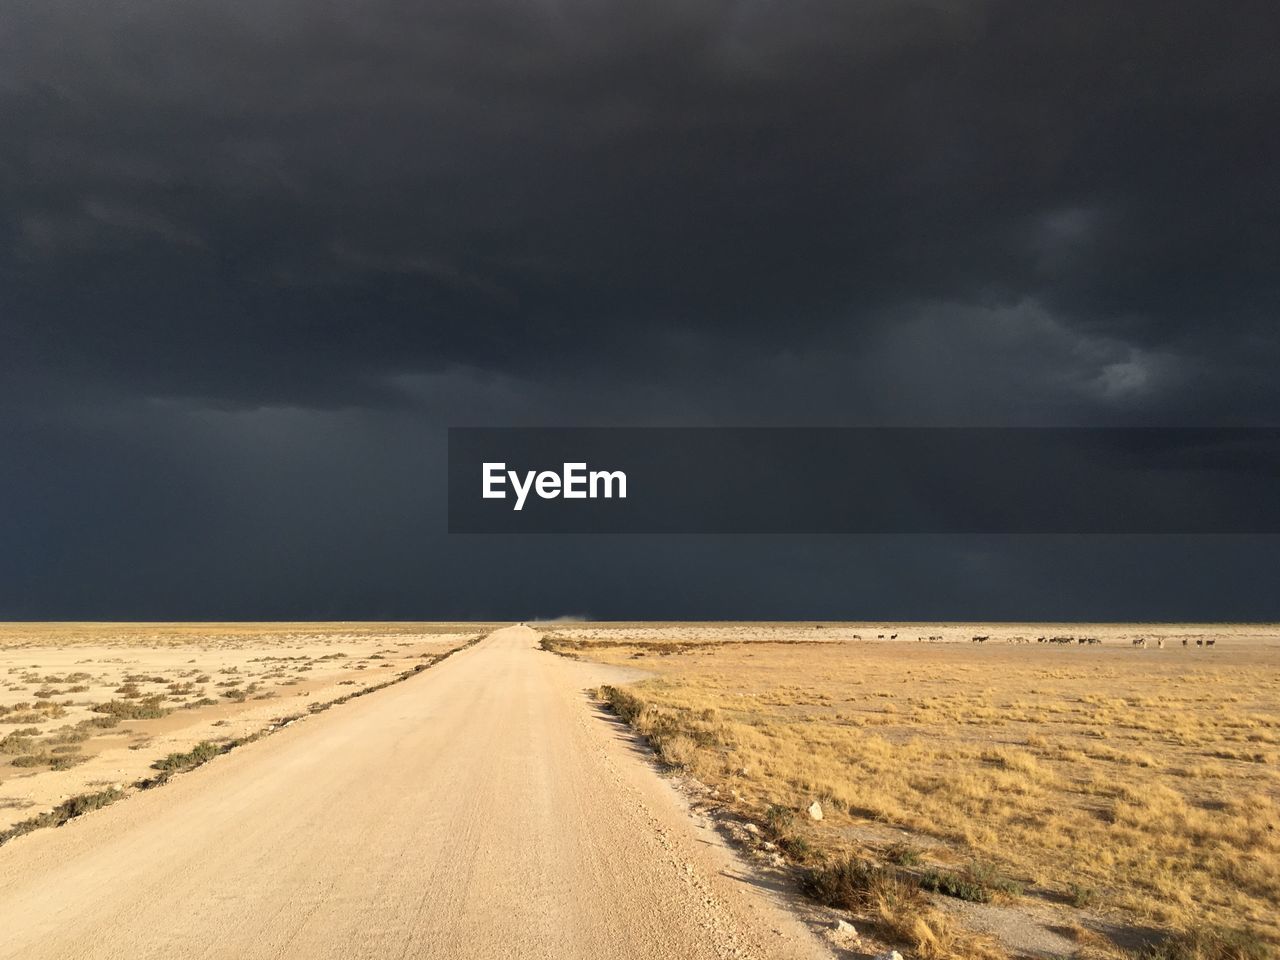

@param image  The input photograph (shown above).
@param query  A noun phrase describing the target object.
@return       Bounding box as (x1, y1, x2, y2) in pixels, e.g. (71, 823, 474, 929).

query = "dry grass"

(550, 623, 1280, 953)
(1134, 925, 1271, 960)
(800, 855, 1009, 959)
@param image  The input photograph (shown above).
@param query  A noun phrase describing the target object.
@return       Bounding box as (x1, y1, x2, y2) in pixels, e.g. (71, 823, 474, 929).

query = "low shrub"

(885, 841, 923, 866)
(802, 856, 922, 912)
(91, 696, 168, 720)
(920, 862, 1022, 903)
(764, 803, 796, 837)
(778, 834, 815, 861)
(0, 788, 125, 847)
(1136, 925, 1270, 960)
(152, 740, 223, 773)
(80, 715, 120, 729)
(920, 868, 994, 903)
(10, 754, 51, 768)
(0, 731, 38, 755)
(1068, 881, 1100, 908)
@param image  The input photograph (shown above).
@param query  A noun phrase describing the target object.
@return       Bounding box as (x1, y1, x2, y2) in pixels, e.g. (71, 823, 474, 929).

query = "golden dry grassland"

(0, 622, 499, 834)
(542, 622, 1280, 959)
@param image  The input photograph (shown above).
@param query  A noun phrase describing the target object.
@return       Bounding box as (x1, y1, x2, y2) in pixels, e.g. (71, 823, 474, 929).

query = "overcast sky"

(2, 1, 1278, 619)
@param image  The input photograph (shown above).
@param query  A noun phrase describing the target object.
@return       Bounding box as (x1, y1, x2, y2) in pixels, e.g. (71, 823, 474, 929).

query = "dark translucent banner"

(447, 428, 1280, 534)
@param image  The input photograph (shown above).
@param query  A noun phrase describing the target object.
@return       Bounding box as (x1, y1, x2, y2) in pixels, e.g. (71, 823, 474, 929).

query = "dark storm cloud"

(3, 404, 1276, 619)
(3, 0, 1277, 414)
(4, 1, 1279, 619)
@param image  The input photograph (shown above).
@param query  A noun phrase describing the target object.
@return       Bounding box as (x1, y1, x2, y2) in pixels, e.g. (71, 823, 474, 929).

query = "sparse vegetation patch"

(90, 696, 169, 720)
(555, 623, 1280, 953)
(1, 623, 492, 844)
(0, 789, 126, 848)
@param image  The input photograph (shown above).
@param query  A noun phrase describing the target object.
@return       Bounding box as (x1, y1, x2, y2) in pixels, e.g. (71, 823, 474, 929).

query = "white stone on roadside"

(873, 951, 903, 960)
(743, 823, 761, 836)
(807, 800, 824, 820)
(834, 919, 857, 936)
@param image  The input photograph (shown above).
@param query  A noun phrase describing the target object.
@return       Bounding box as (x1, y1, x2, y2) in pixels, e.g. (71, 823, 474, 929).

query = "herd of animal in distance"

(808, 627, 1220, 648)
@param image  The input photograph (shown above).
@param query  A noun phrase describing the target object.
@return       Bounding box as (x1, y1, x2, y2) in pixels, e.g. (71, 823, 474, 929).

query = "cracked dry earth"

(0, 626, 830, 960)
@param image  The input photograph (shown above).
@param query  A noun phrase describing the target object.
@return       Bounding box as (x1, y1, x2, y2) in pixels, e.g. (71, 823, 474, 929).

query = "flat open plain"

(0, 622, 494, 832)
(543, 622, 1280, 958)
(0, 625, 826, 960)
(1, 622, 1276, 960)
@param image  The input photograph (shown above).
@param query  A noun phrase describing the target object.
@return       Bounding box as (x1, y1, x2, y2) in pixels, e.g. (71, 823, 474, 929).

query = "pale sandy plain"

(0, 622, 497, 832)
(0, 625, 829, 960)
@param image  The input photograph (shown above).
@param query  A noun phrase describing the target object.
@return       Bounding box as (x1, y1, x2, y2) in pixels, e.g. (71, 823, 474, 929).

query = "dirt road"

(0, 626, 829, 959)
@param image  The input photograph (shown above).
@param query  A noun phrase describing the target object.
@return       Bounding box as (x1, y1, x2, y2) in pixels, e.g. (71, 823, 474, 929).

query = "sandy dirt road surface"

(0, 626, 829, 960)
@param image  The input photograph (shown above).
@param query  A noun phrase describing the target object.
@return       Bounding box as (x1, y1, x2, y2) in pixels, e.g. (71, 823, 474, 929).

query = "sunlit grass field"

(543, 623, 1280, 957)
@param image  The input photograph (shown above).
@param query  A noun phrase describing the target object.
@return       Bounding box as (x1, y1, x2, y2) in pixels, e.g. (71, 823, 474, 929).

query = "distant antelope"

(1196, 639, 1204, 647)
(1182, 639, 1188, 647)
(1206, 639, 1216, 647)
(1133, 637, 1147, 647)
(1156, 638, 1164, 648)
